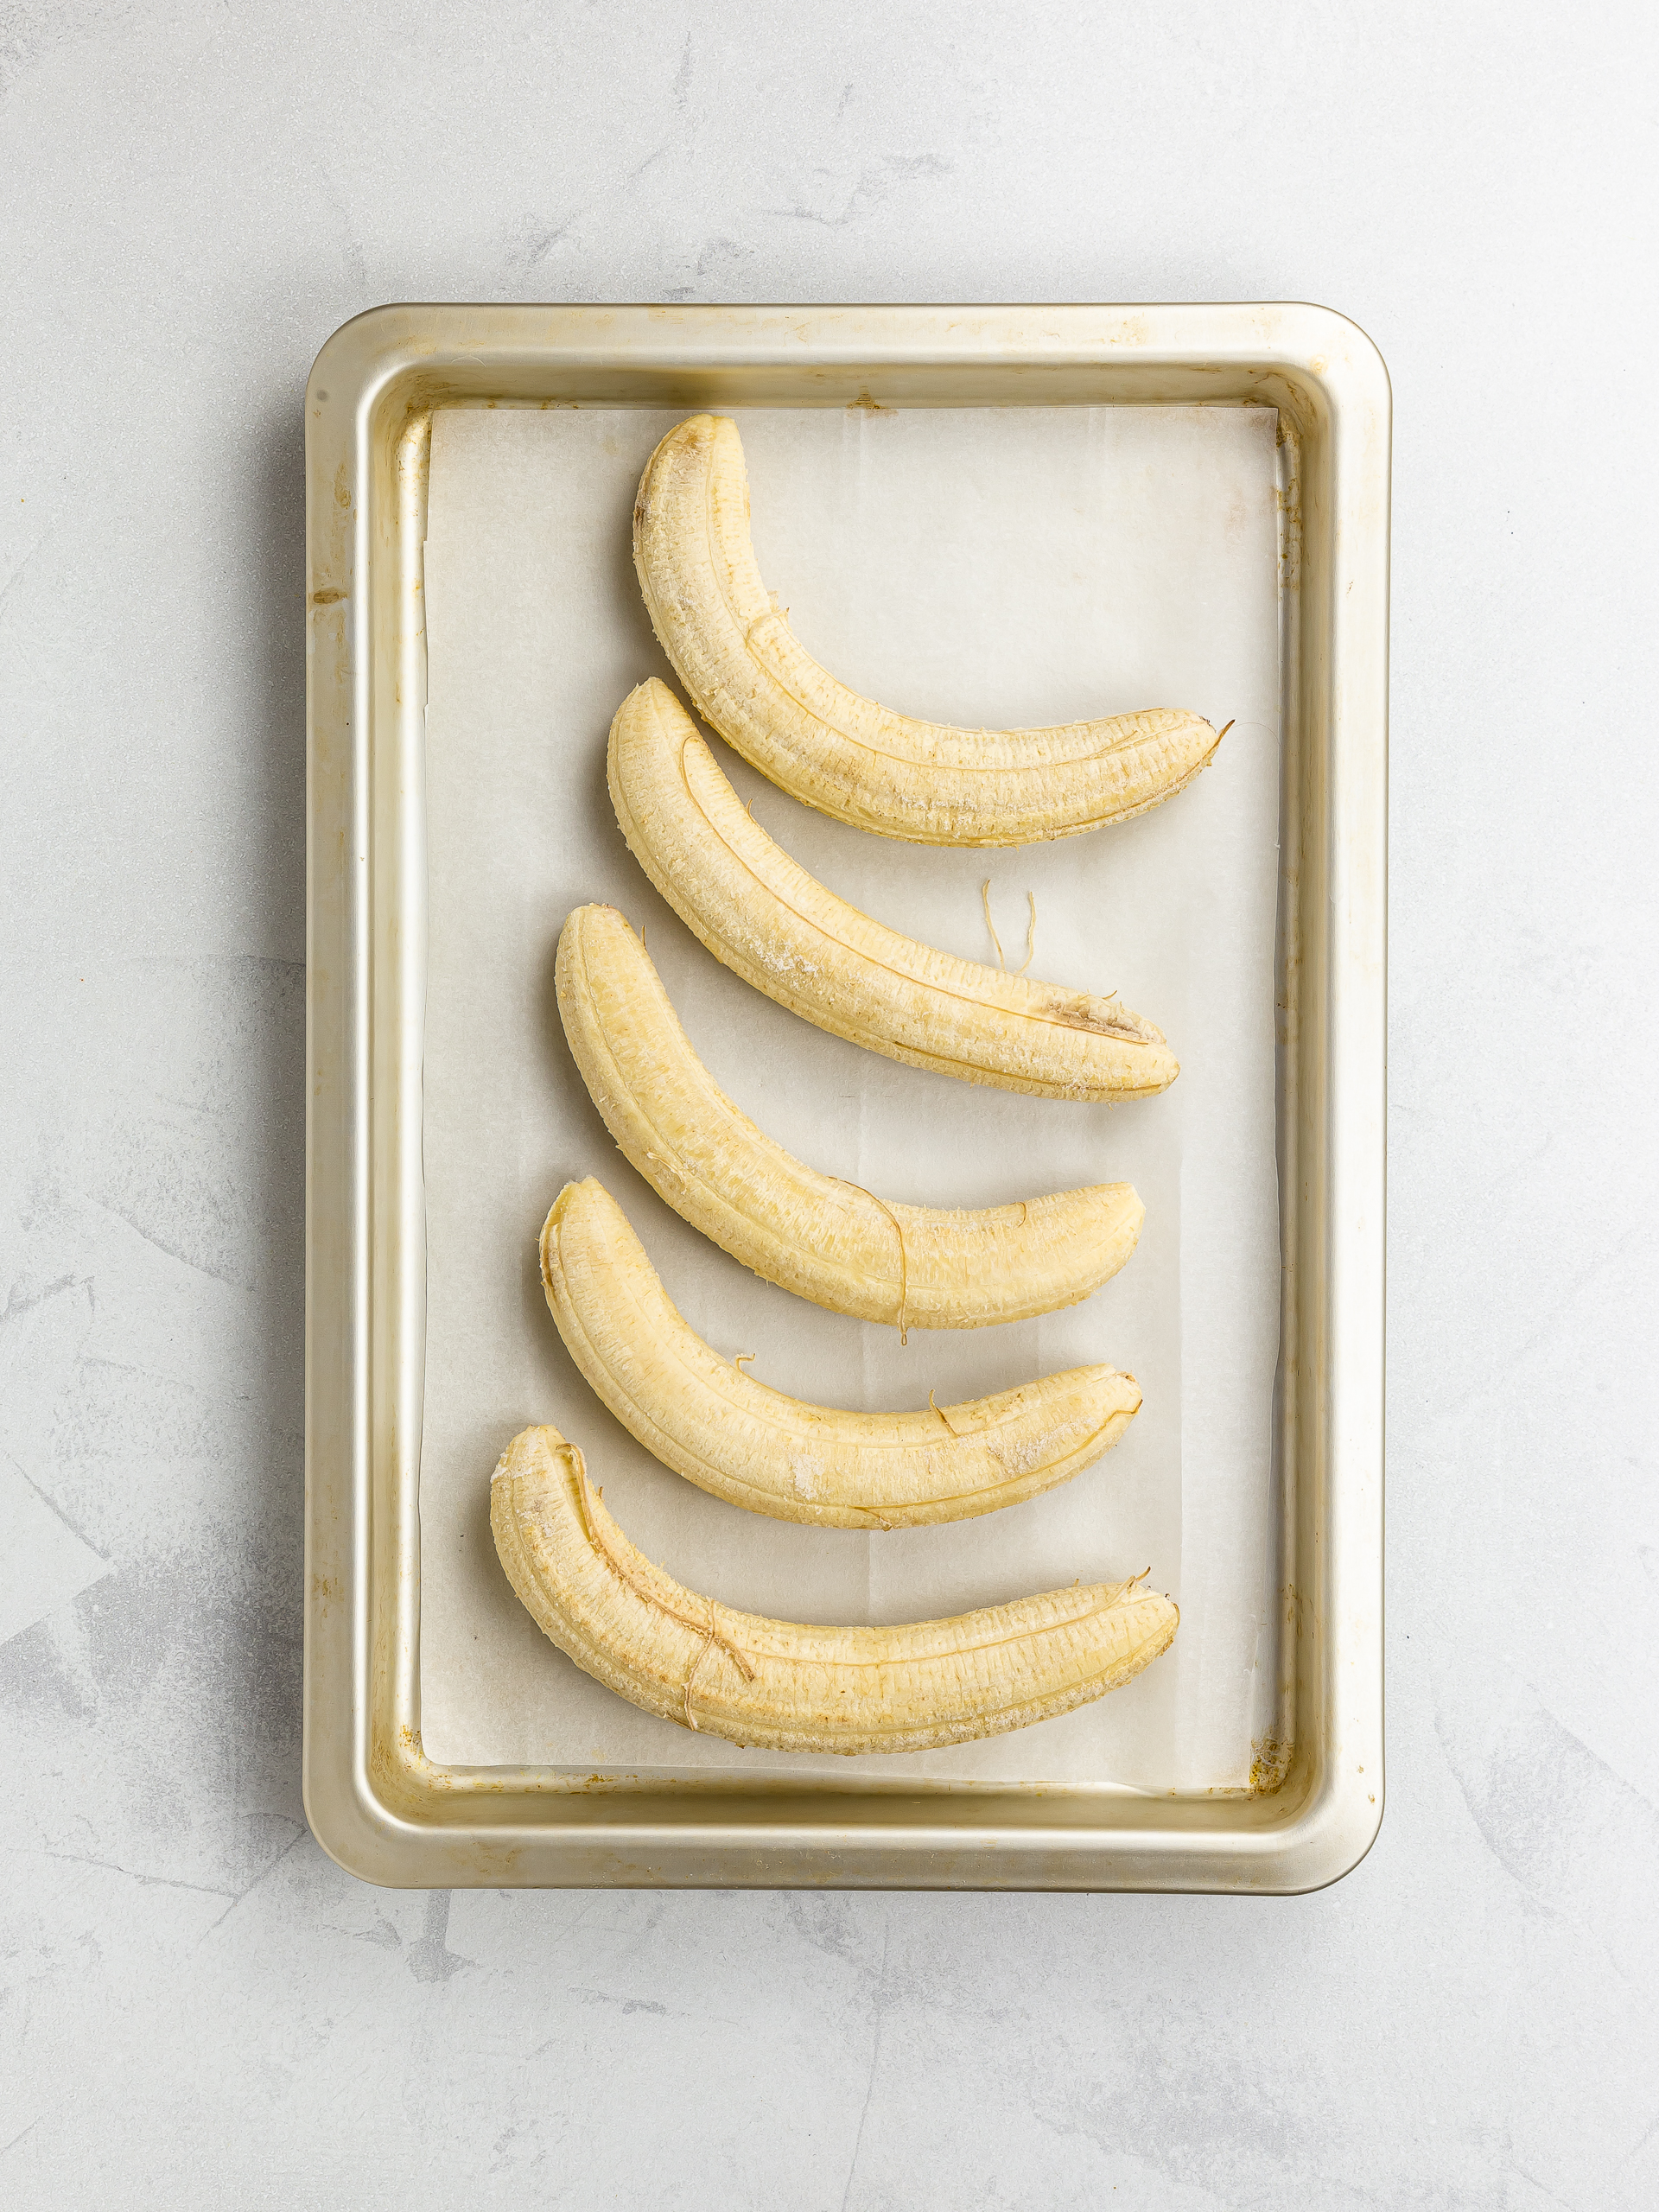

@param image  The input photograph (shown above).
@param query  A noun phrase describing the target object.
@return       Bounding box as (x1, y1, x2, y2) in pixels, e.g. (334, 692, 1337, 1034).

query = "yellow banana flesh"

(556, 902, 1145, 1331)
(540, 1179, 1141, 1529)
(632, 411, 1224, 848)
(607, 680, 1179, 1103)
(491, 1422, 1179, 1751)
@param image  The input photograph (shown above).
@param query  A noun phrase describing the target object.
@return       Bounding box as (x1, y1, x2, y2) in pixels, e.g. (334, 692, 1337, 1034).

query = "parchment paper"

(419, 403, 1282, 1790)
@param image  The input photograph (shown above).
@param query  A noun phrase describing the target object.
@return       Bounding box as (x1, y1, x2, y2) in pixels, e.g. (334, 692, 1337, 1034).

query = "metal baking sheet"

(302, 302, 1389, 1890)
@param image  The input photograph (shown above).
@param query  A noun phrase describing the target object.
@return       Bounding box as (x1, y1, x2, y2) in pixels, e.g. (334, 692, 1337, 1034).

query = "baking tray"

(302, 302, 1389, 1890)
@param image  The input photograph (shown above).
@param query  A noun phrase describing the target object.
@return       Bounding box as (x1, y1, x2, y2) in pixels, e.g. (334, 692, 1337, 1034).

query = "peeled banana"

(556, 901, 1145, 1332)
(608, 680, 1177, 1103)
(491, 1422, 1179, 1751)
(632, 412, 1224, 847)
(541, 1178, 1141, 1529)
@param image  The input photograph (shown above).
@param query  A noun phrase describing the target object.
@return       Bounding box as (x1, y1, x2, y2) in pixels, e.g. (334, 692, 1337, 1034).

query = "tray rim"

(302, 301, 1389, 1891)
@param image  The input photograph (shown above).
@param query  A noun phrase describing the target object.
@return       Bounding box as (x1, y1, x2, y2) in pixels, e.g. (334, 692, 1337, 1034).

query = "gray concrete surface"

(3, 3, 1656, 2204)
